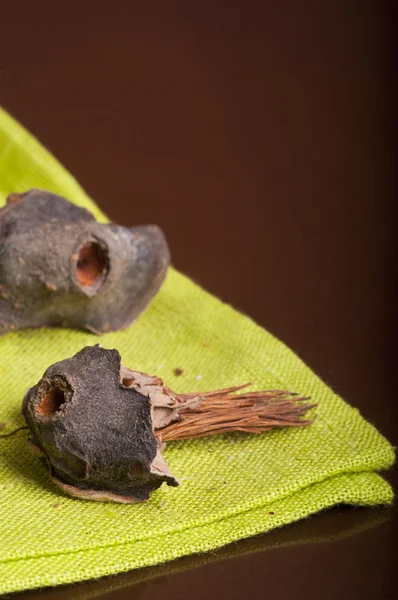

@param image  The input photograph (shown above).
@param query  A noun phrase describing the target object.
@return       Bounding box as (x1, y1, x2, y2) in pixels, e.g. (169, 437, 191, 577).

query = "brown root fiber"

(159, 386, 316, 441)
(23, 346, 316, 503)
(0, 189, 170, 335)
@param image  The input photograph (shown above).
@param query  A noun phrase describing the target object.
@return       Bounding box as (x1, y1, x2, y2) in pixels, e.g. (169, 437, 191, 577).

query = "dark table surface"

(1, 2, 396, 599)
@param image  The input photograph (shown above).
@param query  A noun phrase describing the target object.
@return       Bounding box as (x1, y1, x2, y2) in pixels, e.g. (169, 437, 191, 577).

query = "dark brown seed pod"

(23, 346, 178, 503)
(22, 346, 316, 503)
(0, 189, 170, 335)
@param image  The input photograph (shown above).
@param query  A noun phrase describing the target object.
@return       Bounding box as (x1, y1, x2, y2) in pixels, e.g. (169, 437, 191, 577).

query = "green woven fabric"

(0, 107, 394, 595)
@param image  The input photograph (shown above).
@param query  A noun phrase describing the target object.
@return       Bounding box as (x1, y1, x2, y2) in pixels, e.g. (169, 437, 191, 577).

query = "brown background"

(1, 1, 396, 599)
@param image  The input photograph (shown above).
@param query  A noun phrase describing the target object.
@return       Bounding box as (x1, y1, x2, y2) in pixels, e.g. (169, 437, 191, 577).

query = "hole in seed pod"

(37, 386, 66, 417)
(75, 241, 108, 288)
(122, 377, 134, 387)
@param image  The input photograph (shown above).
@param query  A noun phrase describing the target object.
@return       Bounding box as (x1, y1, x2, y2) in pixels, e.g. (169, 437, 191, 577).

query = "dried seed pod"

(0, 189, 170, 335)
(23, 346, 316, 503)
(23, 346, 177, 503)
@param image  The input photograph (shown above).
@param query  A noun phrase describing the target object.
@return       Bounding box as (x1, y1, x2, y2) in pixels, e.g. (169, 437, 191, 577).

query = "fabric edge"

(0, 471, 392, 594)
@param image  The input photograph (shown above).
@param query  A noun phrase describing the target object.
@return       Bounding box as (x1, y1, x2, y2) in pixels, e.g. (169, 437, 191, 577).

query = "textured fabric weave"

(0, 107, 394, 594)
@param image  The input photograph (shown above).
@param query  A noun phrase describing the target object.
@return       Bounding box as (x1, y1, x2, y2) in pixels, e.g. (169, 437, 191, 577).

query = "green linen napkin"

(0, 107, 394, 595)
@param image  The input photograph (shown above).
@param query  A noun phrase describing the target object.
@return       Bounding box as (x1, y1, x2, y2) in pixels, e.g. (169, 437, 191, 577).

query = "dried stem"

(158, 385, 317, 442)
(0, 425, 29, 438)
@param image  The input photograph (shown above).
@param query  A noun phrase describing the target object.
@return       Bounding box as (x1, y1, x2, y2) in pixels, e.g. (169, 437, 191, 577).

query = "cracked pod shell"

(0, 189, 170, 335)
(23, 346, 178, 503)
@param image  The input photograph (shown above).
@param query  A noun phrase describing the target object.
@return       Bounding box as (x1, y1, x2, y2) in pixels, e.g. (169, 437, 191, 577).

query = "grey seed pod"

(0, 190, 170, 335)
(22, 346, 315, 503)
(23, 346, 178, 503)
